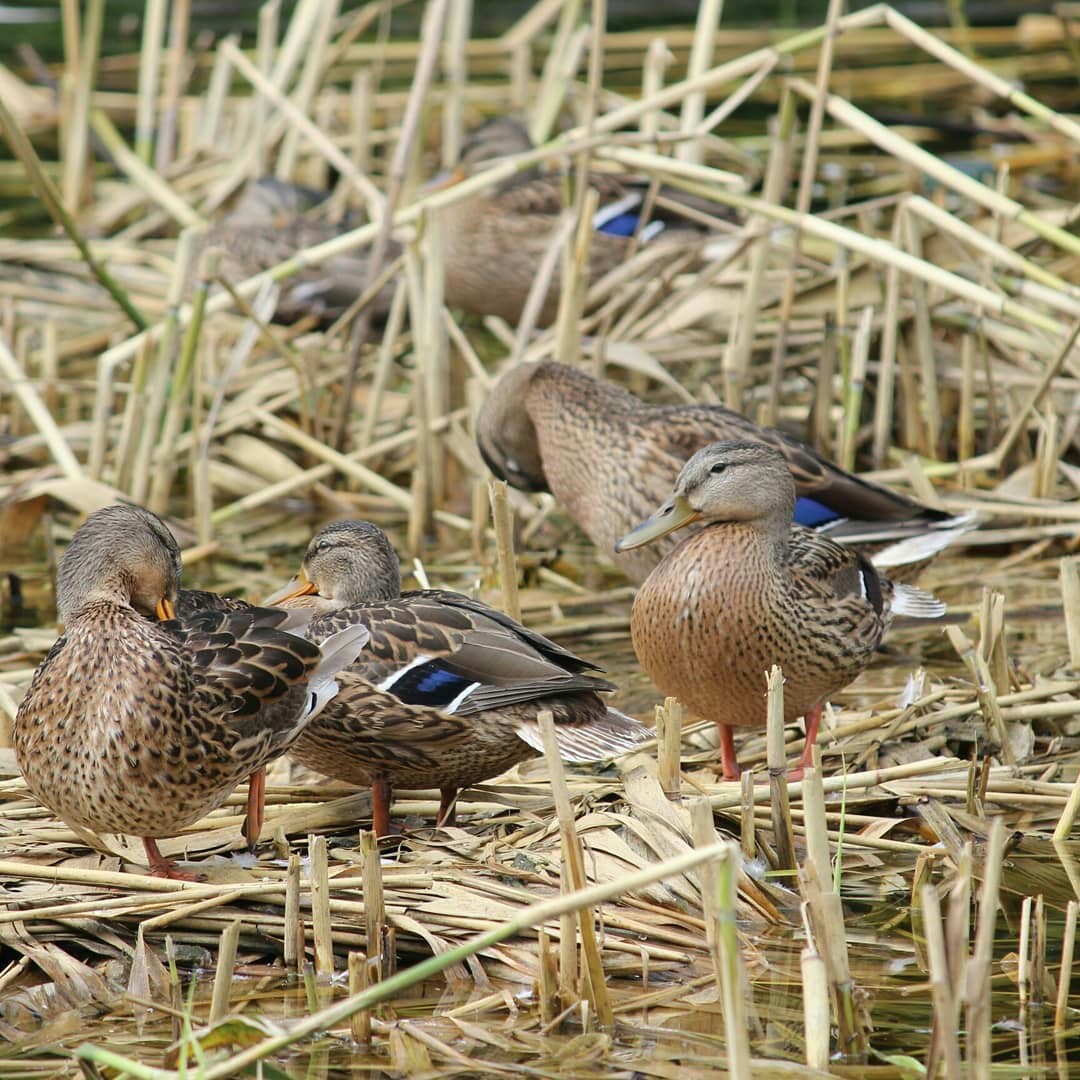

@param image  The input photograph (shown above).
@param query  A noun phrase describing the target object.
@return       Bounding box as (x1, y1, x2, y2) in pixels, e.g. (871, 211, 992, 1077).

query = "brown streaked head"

(293, 520, 403, 607)
(56, 503, 182, 622)
(616, 440, 796, 551)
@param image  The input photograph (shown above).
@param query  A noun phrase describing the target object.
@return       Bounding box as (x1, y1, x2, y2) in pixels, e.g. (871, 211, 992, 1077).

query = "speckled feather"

(477, 361, 963, 583)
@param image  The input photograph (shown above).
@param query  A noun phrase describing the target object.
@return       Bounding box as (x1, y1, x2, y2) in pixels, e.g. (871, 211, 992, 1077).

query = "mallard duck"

(13, 504, 368, 878)
(192, 177, 395, 323)
(616, 441, 946, 779)
(266, 520, 651, 835)
(439, 120, 692, 327)
(477, 360, 972, 584)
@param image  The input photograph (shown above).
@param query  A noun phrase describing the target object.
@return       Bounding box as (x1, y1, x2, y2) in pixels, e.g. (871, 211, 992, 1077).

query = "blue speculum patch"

(793, 496, 842, 527)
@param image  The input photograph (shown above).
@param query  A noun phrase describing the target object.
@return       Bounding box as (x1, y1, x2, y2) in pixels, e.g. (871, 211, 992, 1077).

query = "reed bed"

(1, 0, 1080, 1073)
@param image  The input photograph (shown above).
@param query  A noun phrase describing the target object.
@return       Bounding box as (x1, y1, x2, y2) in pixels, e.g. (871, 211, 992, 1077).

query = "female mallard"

(439, 120, 686, 327)
(616, 441, 946, 780)
(13, 504, 367, 878)
(478, 360, 972, 583)
(267, 520, 651, 835)
(193, 176, 394, 323)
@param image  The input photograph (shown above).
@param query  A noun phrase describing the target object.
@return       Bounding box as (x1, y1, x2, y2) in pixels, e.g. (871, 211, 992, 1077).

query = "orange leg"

(242, 768, 266, 847)
(371, 778, 393, 837)
(717, 723, 741, 781)
(142, 838, 199, 881)
(787, 703, 823, 781)
(436, 786, 458, 828)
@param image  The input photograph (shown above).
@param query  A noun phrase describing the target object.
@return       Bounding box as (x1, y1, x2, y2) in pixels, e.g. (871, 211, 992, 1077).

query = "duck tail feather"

(516, 708, 653, 763)
(891, 583, 947, 619)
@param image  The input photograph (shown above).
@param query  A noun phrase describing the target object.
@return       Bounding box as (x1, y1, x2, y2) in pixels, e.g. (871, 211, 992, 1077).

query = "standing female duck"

(616, 441, 946, 780)
(13, 504, 366, 878)
(268, 520, 651, 835)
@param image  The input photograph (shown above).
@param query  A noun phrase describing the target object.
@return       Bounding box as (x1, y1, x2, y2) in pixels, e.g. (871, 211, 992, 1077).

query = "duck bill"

(263, 569, 318, 606)
(615, 496, 701, 552)
(156, 597, 176, 620)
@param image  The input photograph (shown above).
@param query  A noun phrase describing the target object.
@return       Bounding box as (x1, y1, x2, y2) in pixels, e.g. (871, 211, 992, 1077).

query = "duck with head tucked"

(267, 520, 651, 835)
(478, 360, 972, 584)
(13, 504, 367, 878)
(616, 441, 946, 780)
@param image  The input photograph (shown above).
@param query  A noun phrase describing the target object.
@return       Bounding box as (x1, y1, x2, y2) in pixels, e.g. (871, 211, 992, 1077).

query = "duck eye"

(709, 462, 728, 476)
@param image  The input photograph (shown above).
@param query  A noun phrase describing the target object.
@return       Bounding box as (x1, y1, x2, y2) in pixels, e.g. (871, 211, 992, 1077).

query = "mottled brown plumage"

(477, 361, 971, 583)
(438, 119, 696, 327)
(192, 177, 395, 322)
(616, 441, 945, 779)
(268, 520, 650, 834)
(13, 504, 367, 877)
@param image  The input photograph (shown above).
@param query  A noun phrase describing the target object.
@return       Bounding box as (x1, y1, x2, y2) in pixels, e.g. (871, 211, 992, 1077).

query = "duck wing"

(309, 592, 613, 718)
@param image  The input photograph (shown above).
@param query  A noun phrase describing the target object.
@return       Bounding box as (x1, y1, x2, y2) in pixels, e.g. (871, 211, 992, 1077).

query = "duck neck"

(702, 511, 791, 574)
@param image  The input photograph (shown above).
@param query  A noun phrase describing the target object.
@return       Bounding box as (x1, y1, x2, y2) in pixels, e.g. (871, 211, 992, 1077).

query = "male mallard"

(267, 520, 651, 835)
(13, 504, 367, 878)
(616, 441, 946, 779)
(477, 360, 972, 583)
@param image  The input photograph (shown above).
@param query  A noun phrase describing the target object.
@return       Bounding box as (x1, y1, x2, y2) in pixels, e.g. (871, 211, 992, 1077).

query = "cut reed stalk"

(656, 697, 683, 802)
(284, 852, 301, 972)
(1055, 899, 1077, 1030)
(801, 908, 830, 1070)
(310, 834, 334, 977)
(922, 884, 963, 1080)
(766, 666, 796, 872)
(348, 951, 371, 1043)
(538, 710, 614, 1029)
(964, 818, 1006, 1072)
(360, 830, 386, 980)
(208, 920, 242, 1025)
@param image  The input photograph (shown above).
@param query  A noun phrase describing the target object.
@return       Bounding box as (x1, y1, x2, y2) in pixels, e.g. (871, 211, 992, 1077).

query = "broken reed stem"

(348, 952, 371, 1043)
(689, 797, 721, 975)
(284, 852, 301, 972)
(209, 920, 242, 1025)
(946, 625, 1015, 768)
(714, 842, 752, 1076)
(309, 834, 334, 977)
(964, 818, 1006, 1073)
(800, 764, 869, 1061)
(921, 885, 963, 1080)
(740, 771, 756, 860)
(766, 666, 796, 872)
(801, 907, 830, 1070)
(1055, 899, 1078, 1030)
(537, 928, 559, 1027)
(360, 830, 386, 981)
(135, 0, 167, 161)
(538, 709, 614, 1030)
(488, 479, 522, 622)
(656, 696, 683, 801)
